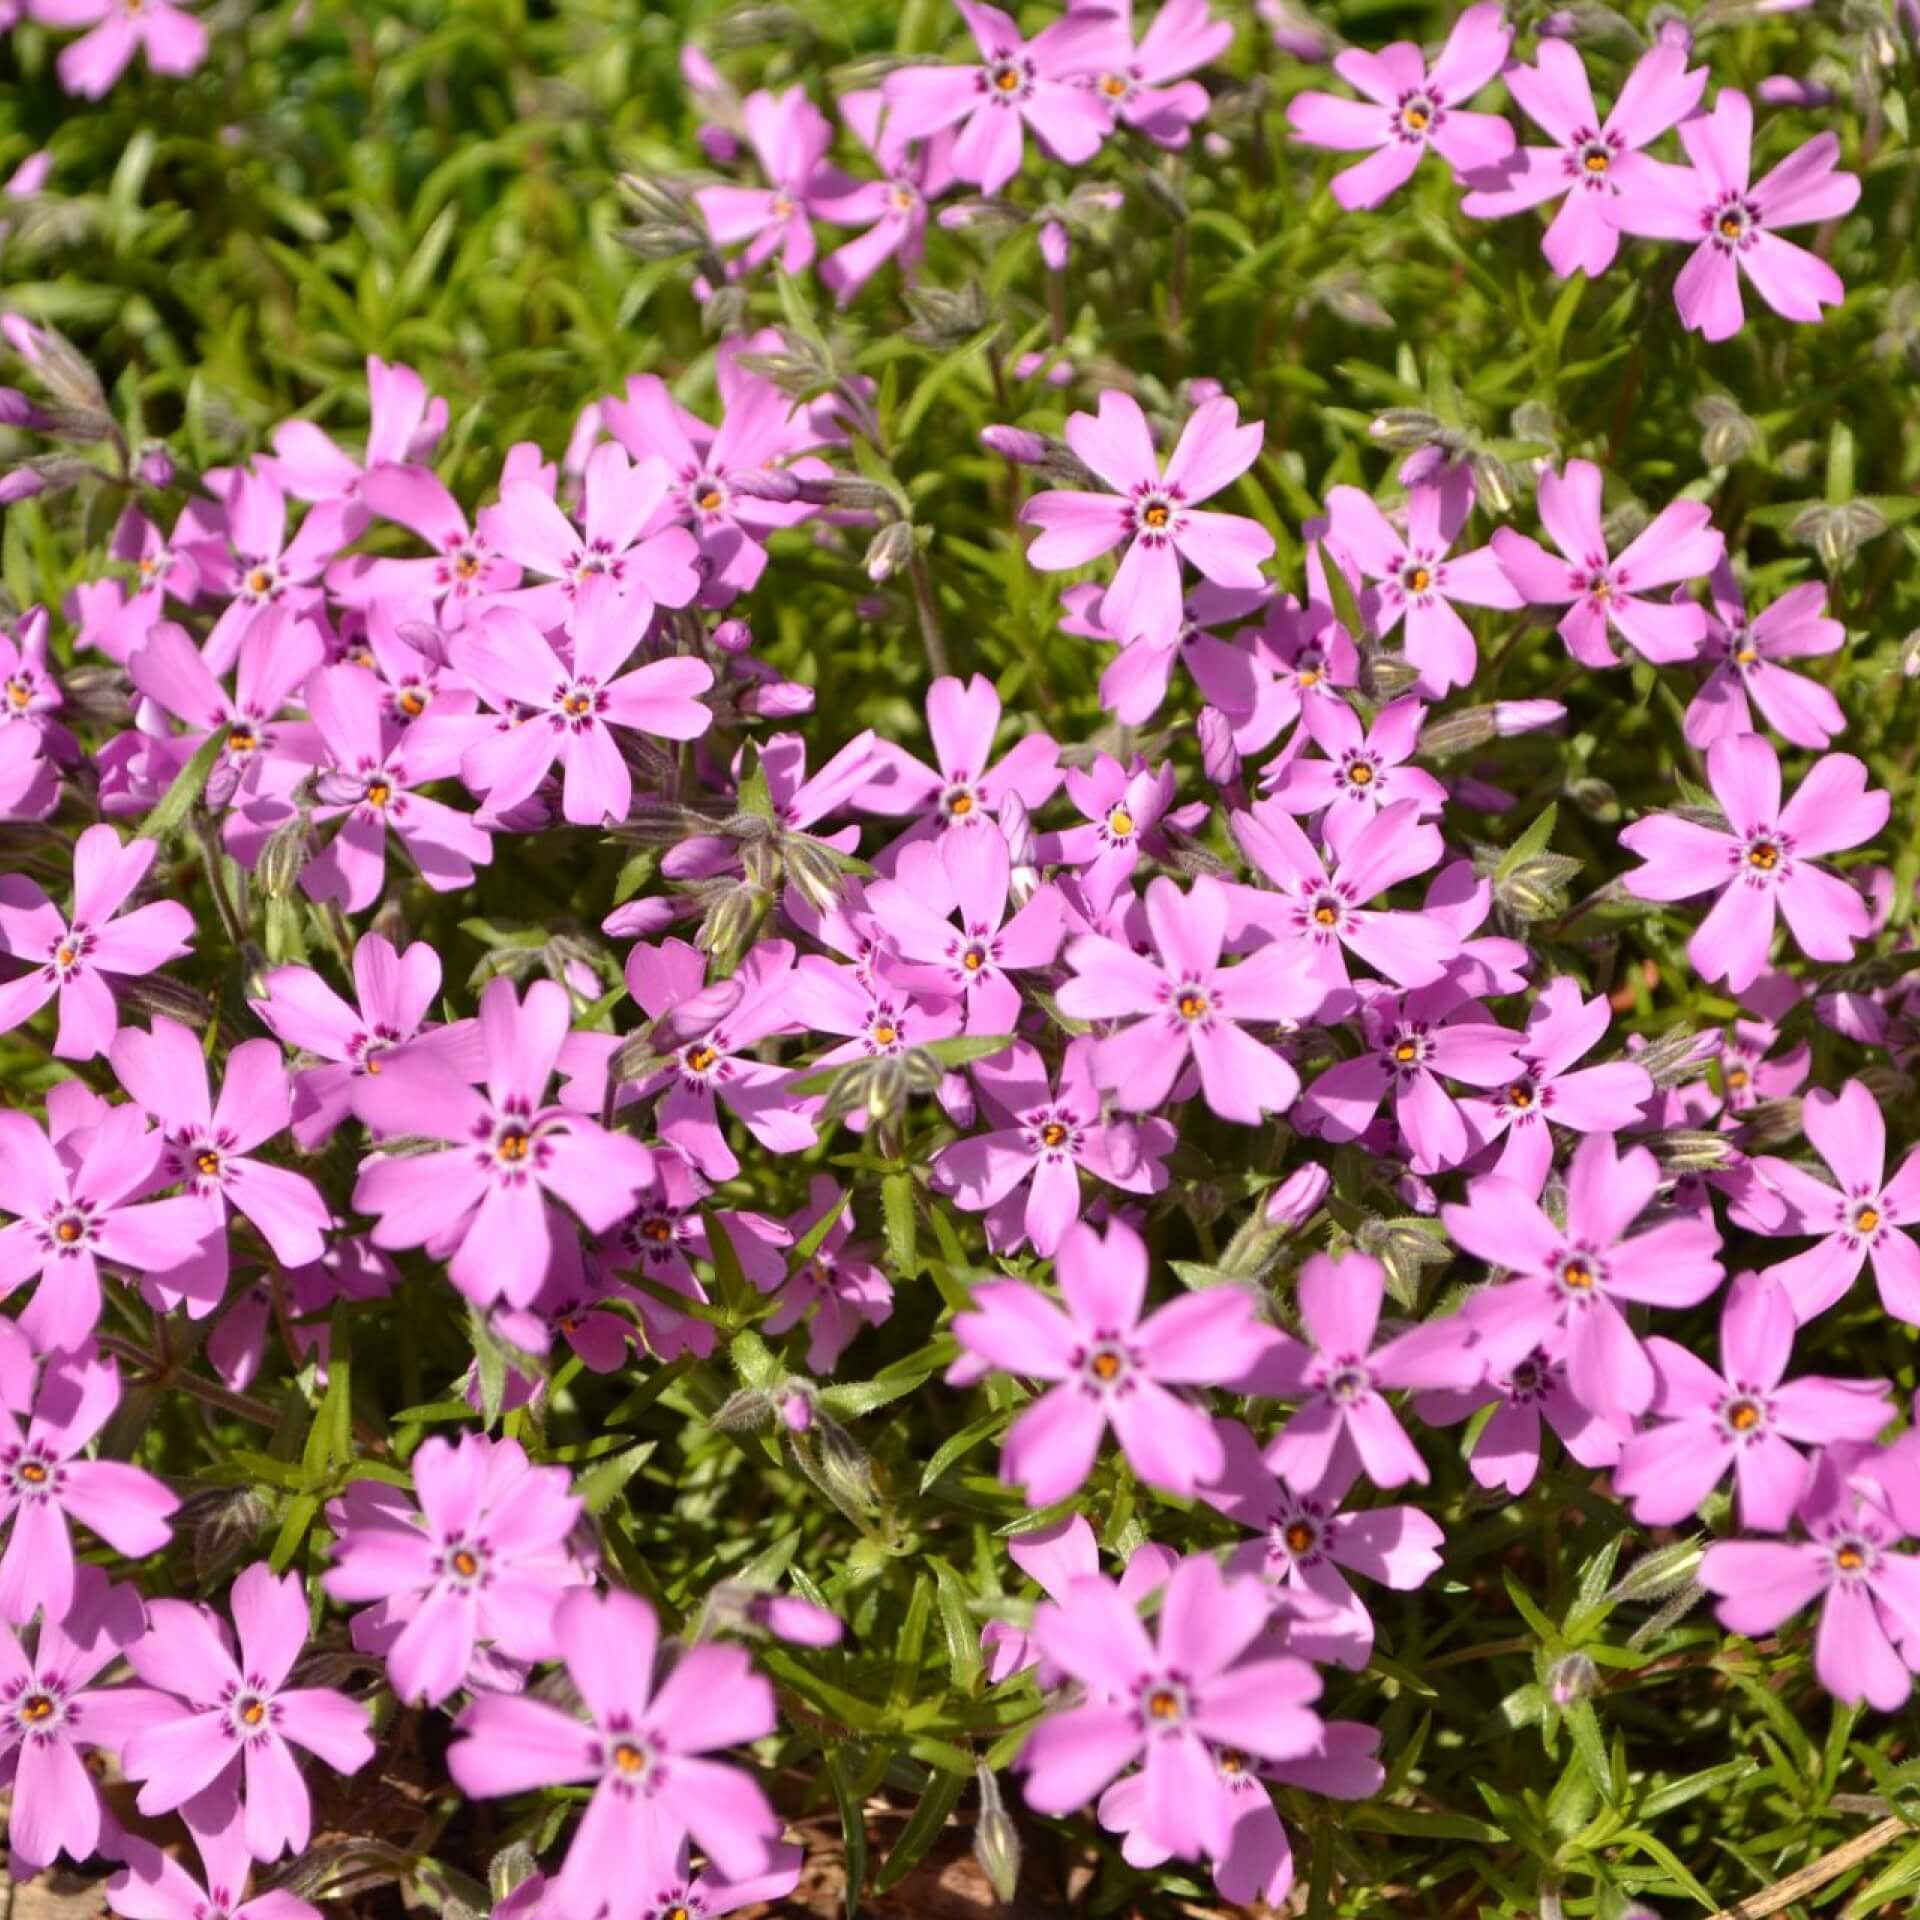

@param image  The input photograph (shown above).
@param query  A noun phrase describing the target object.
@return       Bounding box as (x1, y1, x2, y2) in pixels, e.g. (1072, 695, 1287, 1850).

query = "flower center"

(1143, 502, 1169, 529)
(1393, 1040, 1418, 1064)
(1400, 94, 1434, 134)
(226, 726, 258, 755)
(1283, 1519, 1317, 1555)
(1312, 899, 1339, 927)
(397, 687, 428, 716)
(1508, 1080, 1534, 1109)
(1325, 1363, 1369, 1403)
(364, 778, 393, 810)
(16, 1459, 48, 1487)
(453, 551, 480, 580)
(961, 943, 988, 973)
(945, 786, 977, 820)
(245, 567, 274, 596)
(1176, 989, 1209, 1021)
(685, 1043, 717, 1074)
(495, 1126, 531, 1163)
(1083, 1341, 1131, 1387)
(1854, 1202, 1883, 1236)
(1401, 562, 1432, 594)
(1107, 806, 1134, 838)
(1040, 1121, 1068, 1149)
(1558, 1257, 1598, 1293)
(612, 1739, 647, 1774)
(1746, 838, 1781, 872)
(990, 59, 1026, 94)
(1723, 1396, 1764, 1434)
(1715, 199, 1756, 244)
(1833, 1538, 1872, 1576)
(1726, 1066, 1749, 1089)
(1581, 143, 1610, 173)
(1344, 759, 1375, 787)
(869, 1019, 898, 1048)
(52, 1214, 84, 1245)
(641, 1216, 673, 1244)
(1099, 71, 1129, 98)
(195, 1147, 223, 1179)
(19, 1692, 54, 1723)
(1146, 1687, 1181, 1719)
(3, 676, 30, 709)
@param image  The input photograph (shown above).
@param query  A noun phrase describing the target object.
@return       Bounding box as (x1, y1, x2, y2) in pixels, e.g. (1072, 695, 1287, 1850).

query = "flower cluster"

(0, 0, 1908, 1912)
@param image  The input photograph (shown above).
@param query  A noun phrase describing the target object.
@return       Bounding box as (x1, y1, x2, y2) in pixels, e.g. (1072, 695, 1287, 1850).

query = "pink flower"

(1229, 796, 1458, 993)
(330, 463, 521, 623)
(598, 334, 835, 607)
(1059, 874, 1323, 1122)
(253, 933, 481, 1149)
(0, 1349, 176, 1626)
(202, 468, 340, 673)
(1018, 1552, 1323, 1859)
(1455, 975, 1654, 1195)
(110, 1811, 322, 1920)
(323, 1432, 587, 1706)
(1297, 983, 1523, 1175)
(110, 1015, 331, 1307)
(932, 1038, 1174, 1257)
(1459, 43, 1706, 277)
(0, 1567, 154, 1871)
(868, 823, 1063, 1035)
(1020, 390, 1273, 650)
(0, 824, 195, 1060)
(267, 354, 447, 533)
(1609, 91, 1860, 340)
(695, 87, 854, 274)
(1700, 1448, 1920, 1710)
(351, 977, 655, 1309)
(1491, 459, 1724, 667)
(883, 1, 1124, 196)
(1613, 1271, 1892, 1530)
(1258, 1251, 1478, 1489)
(959, 1217, 1268, 1505)
(1202, 1416, 1444, 1668)
(1285, 2, 1515, 210)
(448, 1585, 783, 1893)
(34, 0, 207, 99)
(123, 1561, 376, 1860)
(1684, 560, 1845, 751)
(454, 605, 715, 828)
(1078, 0, 1234, 149)
(819, 90, 957, 302)
(1259, 694, 1448, 826)
(755, 1175, 893, 1372)
(1415, 1330, 1622, 1495)
(853, 672, 1062, 852)
(1324, 473, 1520, 694)
(1445, 1131, 1725, 1428)
(0, 1099, 213, 1353)
(278, 661, 493, 906)
(1743, 1079, 1920, 1322)
(1617, 734, 1888, 994)
(479, 441, 702, 638)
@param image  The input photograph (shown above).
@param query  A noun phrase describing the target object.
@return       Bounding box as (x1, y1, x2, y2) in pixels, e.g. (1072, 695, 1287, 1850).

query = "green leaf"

(898, 321, 1001, 445)
(576, 1441, 658, 1515)
(918, 1033, 1017, 1070)
(883, 1169, 919, 1279)
(268, 1492, 319, 1572)
(786, 1186, 852, 1279)
(919, 1408, 1010, 1492)
(824, 1747, 871, 1920)
(873, 1765, 968, 1894)
(931, 1558, 984, 1696)
(1495, 803, 1559, 882)
(138, 731, 225, 845)
(1318, 539, 1368, 643)
(1502, 1569, 1559, 1646)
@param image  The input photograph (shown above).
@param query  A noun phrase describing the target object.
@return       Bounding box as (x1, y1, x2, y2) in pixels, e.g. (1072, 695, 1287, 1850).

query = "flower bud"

(0, 467, 46, 504)
(1494, 851, 1585, 921)
(709, 616, 753, 654)
(1359, 650, 1422, 701)
(980, 424, 1051, 464)
(1652, 1128, 1739, 1174)
(0, 387, 48, 429)
(1566, 776, 1619, 820)
(780, 1390, 813, 1433)
(701, 283, 751, 338)
(1197, 705, 1240, 787)
(1470, 450, 1516, 515)
(1737, 1096, 1804, 1149)
(1367, 407, 1444, 449)
(1607, 1538, 1705, 1603)
(1038, 219, 1069, 271)
(1633, 1024, 1719, 1089)
(1418, 706, 1499, 759)
(1493, 698, 1568, 737)
(256, 813, 312, 901)
(1693, 392, 1760, 467)
(135, 443, 177, 488)
(712, 1387, 776, 1432)
(1316, 276, 1392, 330)
(1265, 1163, 1330, 1230)
(864, 520, 915, 583)
(974, 1765, 1023, 1904)
(489, 1842, 541, 1904)
(903, 281, 991, 349)
(1548, 1651, 1598, 1705)
(725, 467, 800, 504)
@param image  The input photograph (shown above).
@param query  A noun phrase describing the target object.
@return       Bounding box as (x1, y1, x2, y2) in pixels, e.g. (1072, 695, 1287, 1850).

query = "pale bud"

(1470, 450, 1516, 515)
(1548, 1651, 1599, 1705)
(1493, 698, 1568, 736)
(980, 424, 1050, 464)
(974, 1765, 1023, 1904)
(863, 520, 915, 583)
(1418, 705, 1499, 759)
(1367, 407, 1444, 449)
(1652, 1128, 1739, 1174)
(1265, 1163, 1330, 1229)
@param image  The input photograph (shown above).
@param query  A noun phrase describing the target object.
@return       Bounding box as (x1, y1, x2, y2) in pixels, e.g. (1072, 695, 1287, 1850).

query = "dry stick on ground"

(1704, 1813, 1910, 1920)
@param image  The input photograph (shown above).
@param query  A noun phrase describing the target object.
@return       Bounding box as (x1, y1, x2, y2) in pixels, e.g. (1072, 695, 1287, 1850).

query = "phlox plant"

(0, 0, 1918, 1916)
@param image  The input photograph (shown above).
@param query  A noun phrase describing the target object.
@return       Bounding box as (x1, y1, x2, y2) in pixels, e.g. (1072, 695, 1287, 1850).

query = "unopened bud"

(1470, 451, 1516, 515)
(781, 1390, 813, 1433)
(1737, 1096, 1804, 1149)
(1653, 1128, 1739, 1174)
(903, 282, 991, 350)
(16, 322, 105, 414)
(256, 814, 311, 901)
(1038, 219, 1069, 272)
(1608, 1538, 1705, 1604)
(1359, 650, 1423, 701)
(1566, 776, 1619, 820)
(1419, 706, 1499, 759)
(864, 519, 915, 584)
(1265, 1163, 1330, 1230)
(702, 283, 750, 338)
(1316, 277, 1392, 331)
(711, 617, 754, 653)
(1197, 705, 1240, 786)
(133, 444, 177, 489)
(0, 387, 48, 429)
(119, 972, 216, 1030)
(1633, 1024, 1719, 1089)
(981, 424, 1050, 464)
(1368, 408, 1444, 449)
(1493, 698, 1568, 736)
(1494, 852, 1585, 921)
(974, 1765, 1022, 1904)
(784, 835, 849, 917)
(489, 1842, 541, 1904)
(1548, 1651, 1598, 1705)
(712, 1387, 776, 1432)
(1693, 393, 1759, 468)
(996, 791, 1035, 869)
(0, 467, 46, 504)
(726, 468, 800, 504)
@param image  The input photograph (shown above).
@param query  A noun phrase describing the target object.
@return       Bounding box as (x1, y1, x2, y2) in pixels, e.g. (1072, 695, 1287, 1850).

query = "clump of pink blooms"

(0, 0, 1904, 1912)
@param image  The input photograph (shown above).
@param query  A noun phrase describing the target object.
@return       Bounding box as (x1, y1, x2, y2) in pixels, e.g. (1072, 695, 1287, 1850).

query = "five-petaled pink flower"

(1286, 2, 1515, 211)
(1609, 90, 1861, 341)
(1618, 734, 1888, 995)
(0, 824, 195, 1060)
(1460, 42, 1706, 278)
(883, 0, 1124, 196)
(34, 0, 207, 100)
(1491, 459, 1724, 668)
(1684, 559, 1846, 751)
(448, 1584, 783, 1900)
(953, 1215, 1262, 1504)
(1021, 391, 1274, 651)
(1057, 873, 1324, 1122)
